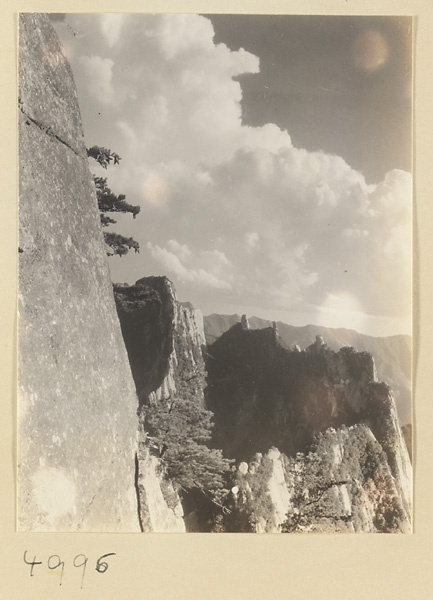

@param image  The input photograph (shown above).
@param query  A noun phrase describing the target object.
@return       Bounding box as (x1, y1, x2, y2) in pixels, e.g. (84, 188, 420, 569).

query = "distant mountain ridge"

(204, 314, 411, 425)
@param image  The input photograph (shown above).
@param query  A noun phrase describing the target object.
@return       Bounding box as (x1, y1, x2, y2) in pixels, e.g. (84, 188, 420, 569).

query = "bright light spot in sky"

(316, 291, 367, 332)
(322, 292, 363, 313)
(140, 173, 171, 206)
(352, 29, 390, 72)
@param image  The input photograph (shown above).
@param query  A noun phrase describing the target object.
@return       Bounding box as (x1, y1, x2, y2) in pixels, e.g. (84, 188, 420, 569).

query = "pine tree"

(139, 313, 234, 508)
(281, 451, 349, 533)
(142, 389, 233, 509)
(87, 146, 141, 257)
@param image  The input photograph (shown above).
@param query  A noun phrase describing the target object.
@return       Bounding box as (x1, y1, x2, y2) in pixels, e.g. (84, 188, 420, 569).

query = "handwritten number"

(48, 554, 65, 586)
(24, 551, 115, 586)
(73, 554, 88, 589)
(23, 551, 42, 577)
(95, 553, 116, 574)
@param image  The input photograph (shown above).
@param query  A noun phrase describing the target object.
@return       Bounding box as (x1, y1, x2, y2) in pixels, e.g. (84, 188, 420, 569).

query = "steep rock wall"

(136, 444, 185, 533)
(18, 14, 169, 532)
(231, 426, 410, 533)
(114, 276, 207, 531)
(204, 314, 412, 425)
(207, 324, 412, 532)
(114, 277, 206, 409)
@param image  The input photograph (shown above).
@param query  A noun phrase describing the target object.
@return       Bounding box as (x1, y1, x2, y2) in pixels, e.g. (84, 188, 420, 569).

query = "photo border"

(1, 1, 431, 598)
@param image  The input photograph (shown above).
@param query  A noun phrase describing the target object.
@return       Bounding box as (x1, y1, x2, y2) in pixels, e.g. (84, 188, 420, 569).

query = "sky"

(51, 14, 412, 337)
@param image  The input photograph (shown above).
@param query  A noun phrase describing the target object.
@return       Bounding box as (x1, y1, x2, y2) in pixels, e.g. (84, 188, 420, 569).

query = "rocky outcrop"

(18, 14, 171, 532)
(114, 277, 206, 409)
(230, 428, 411, 533)
(114, 276, 208, 531)
(136, 444, 184, 532)
(206, 322, 412, 533)
(204, 314, 412, 425)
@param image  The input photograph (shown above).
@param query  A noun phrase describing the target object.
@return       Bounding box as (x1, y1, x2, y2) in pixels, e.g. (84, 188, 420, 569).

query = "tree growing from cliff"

(281, 428, 407, 533)
(281, 476, 350, 533)
(87, 146, 141, 257)
(281, 451, 350, 533)
(141, 327, 233, 509)
(143, 388, 233, 507)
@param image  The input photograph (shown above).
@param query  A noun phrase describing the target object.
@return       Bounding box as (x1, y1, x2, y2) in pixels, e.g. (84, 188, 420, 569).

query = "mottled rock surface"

(18, 14, 142, 531)
(114, 276, 206, 410)
(137, 444, 185, 533)
(232, 427, 411, 533)
(114, 276, 207, 531)
(207, 322, 412, 533)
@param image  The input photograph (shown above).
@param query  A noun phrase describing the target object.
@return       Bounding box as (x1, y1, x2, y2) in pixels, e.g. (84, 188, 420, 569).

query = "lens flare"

(317, 291, 366, 332)
(140, 173, 171, 206)
(352, 29, 390, 72)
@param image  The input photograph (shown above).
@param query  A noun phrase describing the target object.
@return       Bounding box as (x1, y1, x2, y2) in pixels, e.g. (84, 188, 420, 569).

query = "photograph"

(18, 12, 412, 534)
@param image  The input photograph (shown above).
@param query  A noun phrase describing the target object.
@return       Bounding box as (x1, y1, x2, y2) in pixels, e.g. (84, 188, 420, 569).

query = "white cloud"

(145, 14, 216, 60)
(167, 239, 192, 263)
(140, 173, 171, 206)
(78, 55, 115, 105)
(100, 14, 125, 47)
(342, 229, 369, 239)
(116, 119, 136, 144)
(200, 145, 410, 317)
(60, 14, 411, 327)
(147, 241, 232, 290)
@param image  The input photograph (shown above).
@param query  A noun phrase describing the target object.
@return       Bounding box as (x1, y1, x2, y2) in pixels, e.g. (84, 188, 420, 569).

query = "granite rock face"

(114, 277, 206, 409)
(18, 13, 143, 532)
(207, 323, 412, 533)
(136, 445, 185, 533)
(204, 314, 412, 425)
(231, 428, 411, 533)
(114, 276, 207, 531)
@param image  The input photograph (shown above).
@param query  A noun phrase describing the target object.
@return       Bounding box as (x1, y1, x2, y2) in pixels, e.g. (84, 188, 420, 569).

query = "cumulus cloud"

(56, 14, 411, 330)
(78, 55, 115, 105)
(148, 241, 232, 290)
(100, 14, 125, 47)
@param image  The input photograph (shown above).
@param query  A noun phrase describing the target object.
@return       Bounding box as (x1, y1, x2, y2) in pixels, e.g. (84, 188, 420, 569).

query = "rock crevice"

(19, 103, 83, 158)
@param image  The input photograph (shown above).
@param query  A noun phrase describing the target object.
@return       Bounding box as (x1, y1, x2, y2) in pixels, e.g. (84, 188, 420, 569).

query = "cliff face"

(114, 277, 206, 409)
(230, 428, 410, 533)
(204, 314, 412, 425)
(136, 445, 184, 532)
(18, 14, 172, 532)
(207, 324, 412, 533)
(114, 277, 207, 531)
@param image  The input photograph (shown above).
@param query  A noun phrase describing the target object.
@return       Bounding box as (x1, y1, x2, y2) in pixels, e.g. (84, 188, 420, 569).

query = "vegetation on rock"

(281, 427, 407, 533)
(281, 449, 351, 533)
(229, 455, 276, 532)
(87, 146, 141, 257)
(114, 278, 233, 515)
(141, 313, 233, 509)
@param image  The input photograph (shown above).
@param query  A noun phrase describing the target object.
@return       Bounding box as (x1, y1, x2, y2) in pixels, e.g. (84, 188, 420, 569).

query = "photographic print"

(18, 12, 412, 533)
